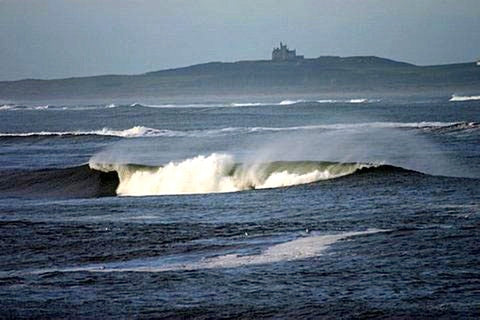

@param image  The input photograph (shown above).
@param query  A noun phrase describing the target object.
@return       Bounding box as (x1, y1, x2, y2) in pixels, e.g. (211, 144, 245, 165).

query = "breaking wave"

(316, 98, 373, 104)
(0, 104, 52, 110)
(0, 154, 423, 199)
(0, 104, 16, 110)
(279, 100, 305, 105)
(129, 99, 377, 108)
(129, 102, 225, 108)
(0, 126, 181, 138)
(1, 122, 477, 139)
(277, 98, 376, 105)
(0, 104, 118, 111)
(0, 99, 379, 111)
(90, 153, 377, 196)
(229, 102, 267, 107)
(449, 94, 480, 102)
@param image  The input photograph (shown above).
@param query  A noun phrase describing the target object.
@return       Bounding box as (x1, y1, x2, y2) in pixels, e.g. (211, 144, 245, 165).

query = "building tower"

(272, 42, 304, 61)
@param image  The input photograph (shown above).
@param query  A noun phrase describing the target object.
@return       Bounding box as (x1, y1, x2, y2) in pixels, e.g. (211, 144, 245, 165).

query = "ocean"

(0, 96, 479, 318)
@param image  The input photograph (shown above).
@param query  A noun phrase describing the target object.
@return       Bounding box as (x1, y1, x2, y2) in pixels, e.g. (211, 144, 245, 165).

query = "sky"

(1, 0, 479, 81)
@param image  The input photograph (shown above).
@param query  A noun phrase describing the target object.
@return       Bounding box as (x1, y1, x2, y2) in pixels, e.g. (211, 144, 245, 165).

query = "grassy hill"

(1, 56, 479, 101)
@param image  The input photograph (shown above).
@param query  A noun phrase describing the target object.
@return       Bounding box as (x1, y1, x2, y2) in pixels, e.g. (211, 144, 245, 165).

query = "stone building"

(272, 42, 304, 61)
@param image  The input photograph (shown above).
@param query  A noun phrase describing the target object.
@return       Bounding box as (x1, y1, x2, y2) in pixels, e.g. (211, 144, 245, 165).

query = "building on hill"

(272, 42, 304, 61)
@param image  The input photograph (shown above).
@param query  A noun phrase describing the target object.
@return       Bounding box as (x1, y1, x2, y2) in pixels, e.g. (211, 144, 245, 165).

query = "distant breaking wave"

(130, 102, 273, 108)
(229, 102, 267, 107)
(449, 95, 480, 102)
(0, 104, 16, 110)
(0, 104, 52, 110)
(131, 99, 378, 108)
(0, 126, 181, 138)
(0, 99, 379, 112)
(129, 99, 378, 108)
(0, 122, 477, 139)
(0, 104, 118, 111)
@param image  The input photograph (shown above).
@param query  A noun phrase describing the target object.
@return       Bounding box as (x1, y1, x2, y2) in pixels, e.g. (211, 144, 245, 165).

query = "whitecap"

(449, 94, 480, 102)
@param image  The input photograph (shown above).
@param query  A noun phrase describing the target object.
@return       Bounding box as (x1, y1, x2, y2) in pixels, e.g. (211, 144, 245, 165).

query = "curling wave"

(0, 155, 420, 198)
(90, 153, 377, 196)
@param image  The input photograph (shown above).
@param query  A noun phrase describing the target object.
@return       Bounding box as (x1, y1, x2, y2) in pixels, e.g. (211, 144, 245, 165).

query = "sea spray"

(90, 153, 372, 196)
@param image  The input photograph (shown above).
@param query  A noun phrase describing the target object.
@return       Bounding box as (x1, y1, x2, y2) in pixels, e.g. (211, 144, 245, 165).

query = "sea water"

(0, 96, 479, 318)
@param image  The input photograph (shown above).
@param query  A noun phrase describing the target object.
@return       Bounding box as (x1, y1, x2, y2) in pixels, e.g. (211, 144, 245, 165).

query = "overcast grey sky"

(1, 0, 479, 80)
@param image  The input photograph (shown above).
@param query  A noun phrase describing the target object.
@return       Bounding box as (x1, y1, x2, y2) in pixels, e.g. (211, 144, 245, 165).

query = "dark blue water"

(0, 97, 479, 318)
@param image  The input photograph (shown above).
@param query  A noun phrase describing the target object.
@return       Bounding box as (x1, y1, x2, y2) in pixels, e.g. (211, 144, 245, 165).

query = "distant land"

(1, 56, 479, 102)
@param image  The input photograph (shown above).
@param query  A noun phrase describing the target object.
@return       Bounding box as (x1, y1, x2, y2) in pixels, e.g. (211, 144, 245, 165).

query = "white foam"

(348, 98, 368, 103)
(32, 229, 385, 273)
(94, 126, 180, 138)
(316, 99, 338, 103)
(34, 105, 49, 110)
(91, 153, 369, 196)
(112, 154, 239, 196)
(182, 230, 380, 270)
(256, 169, 351, 189)
(279, 99, 305, 105)
(132, 101, 285, 108)
(316, 99, 369, 104)
(0, 104, 16, 110)
(449, 94, 480, 102)
(229, 102, 267, 107)
(133, 99, 375, 108)
(131, 102, 226, 108)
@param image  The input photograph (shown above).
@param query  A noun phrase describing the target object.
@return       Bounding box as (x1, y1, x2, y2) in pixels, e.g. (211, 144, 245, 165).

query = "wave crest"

(0, 99, 380, 111)
(1, 122, 477, 139)
(0, 126, 180, 138)
(90, 154, 374, 196)
(0, 104, 119, 111)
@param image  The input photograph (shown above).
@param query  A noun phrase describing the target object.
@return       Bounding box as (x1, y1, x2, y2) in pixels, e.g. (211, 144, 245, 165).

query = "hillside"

(0, 56, 479, 101)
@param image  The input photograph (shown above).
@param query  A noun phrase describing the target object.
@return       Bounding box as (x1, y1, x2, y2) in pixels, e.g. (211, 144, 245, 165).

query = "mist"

(91, 122, 472, 185)
(1, 0, 480, 80)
